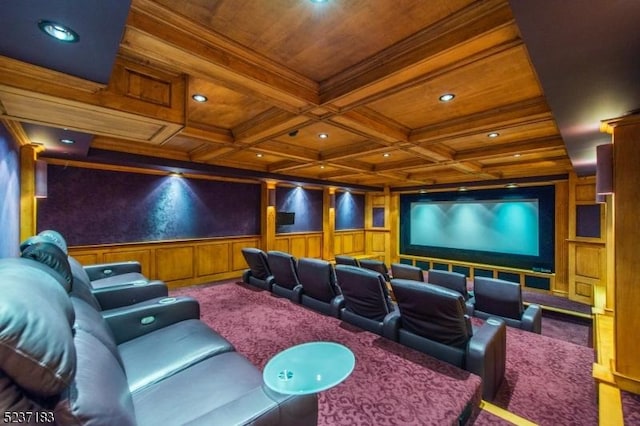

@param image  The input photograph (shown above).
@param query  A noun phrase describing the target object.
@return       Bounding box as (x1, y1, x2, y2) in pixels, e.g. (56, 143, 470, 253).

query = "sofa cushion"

(19, 238, 73, 292)
(55, 329, 136, 426)
(71, 297, 124, 368)
(132, 351, 316, 426)
(0, 259, 75, 397)
(119, 319, 235, 392)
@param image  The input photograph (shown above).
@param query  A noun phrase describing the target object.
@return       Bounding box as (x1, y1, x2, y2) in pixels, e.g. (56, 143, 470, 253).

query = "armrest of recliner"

(330, 295, 345, 319)
(103, 296, 200, 344)
(466, 317, 507, 401)
(292, 284, 303, 304)
(382, 309, 401, 341)
(84, 261, 142, 281)
(521, 303, 542, 334)
(92, 281, 169, 310)
(465, 297, 475, 316)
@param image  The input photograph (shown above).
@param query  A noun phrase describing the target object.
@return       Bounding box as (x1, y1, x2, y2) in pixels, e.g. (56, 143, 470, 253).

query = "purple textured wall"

(275, 186, 323, 233)
(37, 165, 261, 246)
(336, 191, 365, 230)
(0, 125, 20, 258)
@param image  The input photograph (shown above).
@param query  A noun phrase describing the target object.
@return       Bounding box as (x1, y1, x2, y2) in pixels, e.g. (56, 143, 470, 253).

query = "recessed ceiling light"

(320, 165, 325, 169)
(506, 183, 518, 188)
(38, 20, 79, 43)
(169, 171, 183, 178)
(60, 138, 75, 145)
(419, 189, 428, 194)
(191, 94, 208, 103)
(514, 153, 522, 157)
(383, 153, 390, 157)
(439, 93, 455, 102)
(487, 132, 500, 138)
(318, 133, 329, 139)
(458, 186, 468, 192)
(256, 153, 264, 158)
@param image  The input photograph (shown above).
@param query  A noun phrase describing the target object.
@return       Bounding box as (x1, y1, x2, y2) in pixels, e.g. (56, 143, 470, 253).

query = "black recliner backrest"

(297, 258, 339, 303)
(335, 255, 360, 267)
(267, 251, 300, 290)
(359, 259, 389, 281)
(335, 265, 393, 321)
(474, 277, 523, 320)
(427, 269, 469, 299)
(391, 279, 472, 349)
(391, 263, 424, 282)
(241, 248, 272, 280)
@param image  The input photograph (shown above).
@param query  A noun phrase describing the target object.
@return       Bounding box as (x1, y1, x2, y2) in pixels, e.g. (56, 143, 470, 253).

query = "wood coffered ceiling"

(0, 0, 574, 190)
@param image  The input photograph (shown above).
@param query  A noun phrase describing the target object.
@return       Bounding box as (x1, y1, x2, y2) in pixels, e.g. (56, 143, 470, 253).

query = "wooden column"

(607, 114, 640, 394)
(19, 144, 38, 241)
(262, 182, 276, 252)
(322, 187, 335, 260)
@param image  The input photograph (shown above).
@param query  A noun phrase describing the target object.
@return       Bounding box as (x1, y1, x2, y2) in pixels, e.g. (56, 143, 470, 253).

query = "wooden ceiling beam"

(328, 108, 409, 143)
(320, 0, 515, 105)
(124, 2, 318, 113)
(321, 141, 389, 161)
(454, 136, 566, 161)
(180, 124, 234, 144)
(410, 97, 552, 144)
(233, 109, 314, 144)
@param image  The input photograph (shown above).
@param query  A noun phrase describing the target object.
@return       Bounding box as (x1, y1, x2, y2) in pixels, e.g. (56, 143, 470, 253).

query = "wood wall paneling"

(155, 246, 194, 281)
(103, 249, 152, 277)
(196, 243, 230, 276)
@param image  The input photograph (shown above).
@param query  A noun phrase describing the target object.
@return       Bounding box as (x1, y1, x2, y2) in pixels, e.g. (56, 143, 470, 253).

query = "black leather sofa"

(427, 269, 475, 316)
(389, 278, 507, 400)
(268, 250, 303, 302)
(1, 244, 318, 425)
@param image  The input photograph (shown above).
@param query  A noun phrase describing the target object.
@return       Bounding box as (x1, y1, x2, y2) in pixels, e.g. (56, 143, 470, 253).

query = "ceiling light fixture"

(383, 153, 390, 157)
(318, 133, 329, 139)
(191, 94, 208, 103)
(310, 0, 329, 3)
(169, 171, 183, 178)
(59, 138, 75, 145)
(38, 20, 79, 43)
(256, 153, 264, 158)
(514, 153, 522, 158)
(320, 165, 325, 169)
(487, 132, 500, 138)
(506, 183, 518, 189)
(439, 93, 455, 102)
(458, 186, 468, 192)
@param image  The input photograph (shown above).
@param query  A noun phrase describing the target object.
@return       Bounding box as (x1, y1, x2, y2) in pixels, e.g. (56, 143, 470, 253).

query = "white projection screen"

(409, 199, 539, 256)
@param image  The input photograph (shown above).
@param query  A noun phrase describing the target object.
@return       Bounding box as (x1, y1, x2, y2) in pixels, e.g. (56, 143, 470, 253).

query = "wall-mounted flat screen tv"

(276, 211, 295, 226)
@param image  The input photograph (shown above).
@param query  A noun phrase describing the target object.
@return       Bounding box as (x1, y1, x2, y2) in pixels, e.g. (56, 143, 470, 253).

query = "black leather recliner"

(473, 276, 542, 334)
(389, 278, 507, 400)
(268, 251, 303, 302)
(334, 264, 397, 337)
(37, 230, 163, 290)
(2, 244, 318, 425)
(391, 263, 424, 281)
(427, 269, 474, 315)
(241, 247, 275, 291)
(22, 235, 169, 310)
(335, 255, 360, 267)
(297, 258, 344, 317)
(359, 258, 390, 281)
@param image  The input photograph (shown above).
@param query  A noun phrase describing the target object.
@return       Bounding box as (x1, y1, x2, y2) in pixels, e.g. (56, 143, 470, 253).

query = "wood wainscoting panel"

(335, 230, 366, 256)
(231, 239, 261, 271)
(274, 238, 290, 253)
(290, 236, 307, 258)
(196, 243, 230, 276)
(69, 253, 99, 266)
(371, 232, 386, 252)
(155, 246, 194, 282)
(307, 234, 322, 258)
(575, 245, 602, 279)
(103, 249, 153, 277)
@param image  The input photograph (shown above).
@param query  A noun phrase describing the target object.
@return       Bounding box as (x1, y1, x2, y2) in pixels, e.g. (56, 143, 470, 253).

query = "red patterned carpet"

(173, 282, 597, 425)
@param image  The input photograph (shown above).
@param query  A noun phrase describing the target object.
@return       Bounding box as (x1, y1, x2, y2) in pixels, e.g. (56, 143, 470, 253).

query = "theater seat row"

(240, 248, 506, 400)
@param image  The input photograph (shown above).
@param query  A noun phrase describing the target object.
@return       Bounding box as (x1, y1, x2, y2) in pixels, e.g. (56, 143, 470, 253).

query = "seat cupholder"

(132, 279, 148, 286)
(158, 297, 177, 305)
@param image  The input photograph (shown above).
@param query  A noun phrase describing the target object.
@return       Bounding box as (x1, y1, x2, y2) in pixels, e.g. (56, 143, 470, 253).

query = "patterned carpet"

(173, 282, 597, 425)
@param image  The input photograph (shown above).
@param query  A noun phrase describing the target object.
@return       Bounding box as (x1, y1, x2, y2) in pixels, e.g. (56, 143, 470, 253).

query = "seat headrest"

(0, 258, 76, 397)
(37, 229, 68, 254)
(20, 239, 73, 293)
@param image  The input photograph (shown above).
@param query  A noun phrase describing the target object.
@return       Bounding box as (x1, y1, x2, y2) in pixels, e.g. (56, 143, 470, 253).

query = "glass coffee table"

(263, 341, 355, 395)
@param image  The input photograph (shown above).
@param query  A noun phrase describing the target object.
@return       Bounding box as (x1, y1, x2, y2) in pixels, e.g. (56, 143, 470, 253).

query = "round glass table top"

(263, 341, 355, 395)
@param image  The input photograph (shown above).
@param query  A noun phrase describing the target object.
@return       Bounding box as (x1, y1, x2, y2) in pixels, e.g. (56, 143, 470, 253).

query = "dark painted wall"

(37, 165, 261, 246)
(336, 191, 365, 230)
(275, 186, 323, 233)
(0, 125, 20, 258)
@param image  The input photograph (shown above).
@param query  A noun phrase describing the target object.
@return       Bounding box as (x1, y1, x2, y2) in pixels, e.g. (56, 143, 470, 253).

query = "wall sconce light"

(329, 193, 336, 209)
(596, 143, 613, 196)
(268, 188, 276, 207)
(35, 160, 48, 198)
